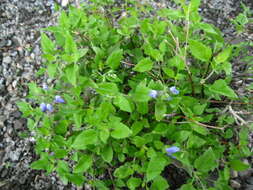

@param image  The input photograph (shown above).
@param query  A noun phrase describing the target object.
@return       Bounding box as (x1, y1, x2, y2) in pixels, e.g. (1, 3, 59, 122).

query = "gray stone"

(245, 185, 253, 190)
(9, 150, 21, 162)
(230, 180, 241, 189)
(246, 177, 253, 185)
(3, 56, 12, 64)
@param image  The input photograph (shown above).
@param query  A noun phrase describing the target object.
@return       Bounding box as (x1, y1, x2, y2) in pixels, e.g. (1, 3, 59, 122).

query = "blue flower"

(46, 104, 54, 113)
(166, 146, 180, 156)
(169, 86, 179, 95)
(42, 84, 49, 90)
(149, 90, 158, 98)
(54, 95, 65, 103)
(40, 103, 47, 112)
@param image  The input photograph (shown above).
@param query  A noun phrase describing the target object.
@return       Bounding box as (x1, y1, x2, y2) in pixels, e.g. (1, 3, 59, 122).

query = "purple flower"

(166, 146, 180, 156)
(46, 104, 54, 113)
(167, 96, 173, 101)
(149, 90, 158, 98)
(40, 103, 47, 112)
(169, 86, 179, 95)
(42, 84, 49, 90)
(54, 95, 65, 103)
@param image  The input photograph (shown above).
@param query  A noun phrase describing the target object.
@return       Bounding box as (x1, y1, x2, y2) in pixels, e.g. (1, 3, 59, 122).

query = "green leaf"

(31, 158, 49, 170)
(194, 147, 217, 173)
(28, 82, 42, 96)
(230, 159, 250, 171)
(127, 177, 142, 190)
(94, 180, 109, 190)
(16, 101, 32, 117)
(132, 121, 144, 136)
(114, 95, 132, 112)
(41, 33, 54, 54)
(106, 49, 123, 69)
(111, 122, 132, 139)
(56, 160, 69, 184)
(99, 128, 110, 143)
(189, 40, 212, 62)
(151, 176, 169, 190)
(72, 129, 98, 150)
(66, 173, 84, 186)
(133, 83, 151, 102)
(114, 164, 134, 179)
(180, 183, 196, 190)
(73, 154, 93, 173)
(47, 63, 57, 78)
(74, 113, 83, 128)
(155, 101, 167, 121)
(96, 82, 119, 96)
(146, 156, 167, 181)
(101, 145, 113, 163)
(65, 33, 77, 54)
(214, 47, 232, 64)
(208, 79, 237, 98)
(133, 58, 153, 72)
(64, 64, 79, 86)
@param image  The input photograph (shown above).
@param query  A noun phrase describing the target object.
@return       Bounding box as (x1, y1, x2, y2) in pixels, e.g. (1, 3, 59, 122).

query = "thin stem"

(183, 3, 195, 96)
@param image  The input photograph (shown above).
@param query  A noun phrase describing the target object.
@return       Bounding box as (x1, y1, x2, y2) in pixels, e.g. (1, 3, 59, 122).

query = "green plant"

(17, 0, 252, 189)
(231, 2, 253, 34)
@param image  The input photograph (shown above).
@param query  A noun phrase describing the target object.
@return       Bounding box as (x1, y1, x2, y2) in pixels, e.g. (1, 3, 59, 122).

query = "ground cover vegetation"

(17, 0, 253, 189)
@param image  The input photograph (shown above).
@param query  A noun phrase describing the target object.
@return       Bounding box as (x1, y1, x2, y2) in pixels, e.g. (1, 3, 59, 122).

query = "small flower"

(54, 95, 65, 103)
(42, 84, 49, 90)
(169, 86, 179, 95)
(40, 103, 47, 112)
(46, 104, 54, 113)
(166, 146, 180, 156)
(166, 96, 173, 101)
(149, 90, 158, 98)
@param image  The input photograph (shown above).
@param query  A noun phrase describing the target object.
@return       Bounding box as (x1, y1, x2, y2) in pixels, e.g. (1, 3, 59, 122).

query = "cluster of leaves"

(17, 0, 252, 189)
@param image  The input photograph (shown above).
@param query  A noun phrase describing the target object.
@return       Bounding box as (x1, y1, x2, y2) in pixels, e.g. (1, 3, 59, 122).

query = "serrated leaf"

(133, 58, 153, 72)
(73, 154, 92, 173)
(96, 82, 119, 96)
(127, 177, 142, 190)
(65, 33, 77, 54)
(189, 40, 212, 62)
(194, 147, 217, 172)
(114, 165, 134, 179)
(146, 156, 167, 181)
(72, 129, 98, 150)
(214, 47, 232, 64)
(111, 122, 132, 139)
(106, 49, 123, 69)
(208, 79, 237, 98)
(114, 95, 132, 112)
(41, 33, 54, 54)
(101, 145, 113, 163)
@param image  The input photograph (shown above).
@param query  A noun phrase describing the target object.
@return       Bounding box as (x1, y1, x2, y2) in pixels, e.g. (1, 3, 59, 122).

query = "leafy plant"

(17, 0, 252, 189)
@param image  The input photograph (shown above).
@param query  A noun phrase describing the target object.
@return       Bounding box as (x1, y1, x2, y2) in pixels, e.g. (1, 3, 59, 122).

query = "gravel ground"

(0, 0, 252, 190)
